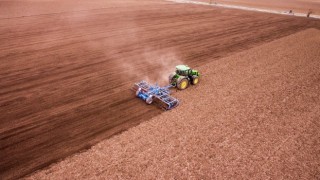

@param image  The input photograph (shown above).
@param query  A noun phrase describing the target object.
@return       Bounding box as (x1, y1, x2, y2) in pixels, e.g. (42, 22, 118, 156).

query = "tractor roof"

(176, 65, 190, 71)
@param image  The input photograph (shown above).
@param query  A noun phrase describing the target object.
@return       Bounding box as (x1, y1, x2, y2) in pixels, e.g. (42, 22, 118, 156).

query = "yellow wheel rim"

(193, 78, 199, 84)
(181, 81, 187, 89)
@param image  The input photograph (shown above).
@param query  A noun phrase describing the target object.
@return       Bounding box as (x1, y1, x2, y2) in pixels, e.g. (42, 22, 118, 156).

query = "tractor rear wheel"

(191, 76, 199, 85)
(177, 78, 189, 90)
(169, 73, 175, 85)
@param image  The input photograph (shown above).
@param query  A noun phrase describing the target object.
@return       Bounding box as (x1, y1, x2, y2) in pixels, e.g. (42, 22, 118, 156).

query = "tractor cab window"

(177, 70, 184, 76)
(176, 69, 190, 76)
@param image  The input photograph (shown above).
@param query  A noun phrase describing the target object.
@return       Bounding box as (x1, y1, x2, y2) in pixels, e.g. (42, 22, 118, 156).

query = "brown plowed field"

(1, 0, 320, 179)
(28, 28, 320, 179)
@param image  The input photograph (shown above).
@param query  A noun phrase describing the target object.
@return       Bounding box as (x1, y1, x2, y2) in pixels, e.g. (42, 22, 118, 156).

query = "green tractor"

(169, 65, 200, 90)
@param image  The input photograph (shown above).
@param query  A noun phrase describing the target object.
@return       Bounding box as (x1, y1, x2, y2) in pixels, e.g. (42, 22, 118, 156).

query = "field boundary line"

(166, 0, 320, 19)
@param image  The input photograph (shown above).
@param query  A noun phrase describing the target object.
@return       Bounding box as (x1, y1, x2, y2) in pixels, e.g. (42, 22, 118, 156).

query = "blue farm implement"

(132, 81, 179, 110)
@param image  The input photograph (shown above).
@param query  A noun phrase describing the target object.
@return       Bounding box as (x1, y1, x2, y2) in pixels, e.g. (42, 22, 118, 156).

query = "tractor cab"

(175, 65, 192, 76)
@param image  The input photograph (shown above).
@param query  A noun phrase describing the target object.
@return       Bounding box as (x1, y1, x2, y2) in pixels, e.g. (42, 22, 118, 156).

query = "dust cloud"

(119, 47, 184, 87)
(141, 49, 184, 86)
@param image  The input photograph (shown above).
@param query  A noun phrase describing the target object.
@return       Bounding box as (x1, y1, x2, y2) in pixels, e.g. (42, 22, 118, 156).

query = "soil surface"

(28, 28, 320, 179)
(196, 0, 320, 15)
(1, 0, 320, 179)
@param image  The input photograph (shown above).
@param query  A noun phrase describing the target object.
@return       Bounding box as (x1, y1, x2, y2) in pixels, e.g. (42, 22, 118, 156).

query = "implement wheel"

(177, 78, 189, 90)
(146, 95, 153, 104)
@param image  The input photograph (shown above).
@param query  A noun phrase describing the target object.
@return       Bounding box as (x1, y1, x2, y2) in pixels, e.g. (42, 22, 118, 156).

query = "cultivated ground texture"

(1, 0, 320, 179)
(29, 28, 320, 179)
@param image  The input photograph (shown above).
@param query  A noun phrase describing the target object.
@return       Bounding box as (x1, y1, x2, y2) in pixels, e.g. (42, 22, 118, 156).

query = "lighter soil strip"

(167, 0, 320, 19)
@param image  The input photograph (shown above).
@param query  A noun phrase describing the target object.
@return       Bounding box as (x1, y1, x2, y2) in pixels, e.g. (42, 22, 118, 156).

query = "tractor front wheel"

(177, 78, 189, 90)
(191, 76, 199, 85)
